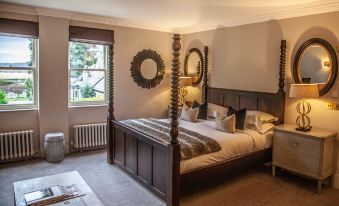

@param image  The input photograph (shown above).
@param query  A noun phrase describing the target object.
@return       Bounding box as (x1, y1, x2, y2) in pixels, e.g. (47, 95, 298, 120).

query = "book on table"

(24, 184, 84, 206)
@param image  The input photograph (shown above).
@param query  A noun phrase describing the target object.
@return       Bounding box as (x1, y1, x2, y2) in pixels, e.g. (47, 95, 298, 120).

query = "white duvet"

(160, 119, 273, 174)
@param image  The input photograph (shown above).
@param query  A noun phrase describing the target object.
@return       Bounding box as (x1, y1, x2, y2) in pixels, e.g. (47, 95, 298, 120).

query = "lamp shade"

(179, 76, 192, 87)
(289, 84, 319, 98)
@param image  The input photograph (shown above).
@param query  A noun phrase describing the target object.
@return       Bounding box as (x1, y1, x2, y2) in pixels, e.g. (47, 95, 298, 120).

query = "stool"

(44, 132, 65, 162)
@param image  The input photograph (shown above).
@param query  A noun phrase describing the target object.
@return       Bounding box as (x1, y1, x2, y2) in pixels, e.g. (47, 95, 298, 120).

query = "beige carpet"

(1, 149, 338, 206)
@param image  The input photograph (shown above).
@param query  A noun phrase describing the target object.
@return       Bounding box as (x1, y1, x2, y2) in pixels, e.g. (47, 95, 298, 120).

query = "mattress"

(160, 119, 273, 174)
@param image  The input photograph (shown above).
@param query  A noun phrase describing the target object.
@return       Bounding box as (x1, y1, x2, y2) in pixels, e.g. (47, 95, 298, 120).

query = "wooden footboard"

(112, 121, 171, 200)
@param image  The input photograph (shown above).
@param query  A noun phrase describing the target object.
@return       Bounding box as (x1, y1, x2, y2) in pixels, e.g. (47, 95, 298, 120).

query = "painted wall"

(182, 11, 339, 187)
(0, 12, 173, 154)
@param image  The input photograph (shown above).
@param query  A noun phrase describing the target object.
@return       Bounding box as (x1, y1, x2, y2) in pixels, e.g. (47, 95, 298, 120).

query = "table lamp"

(289, 84, 319, 132)
(179, 76, 192, 106)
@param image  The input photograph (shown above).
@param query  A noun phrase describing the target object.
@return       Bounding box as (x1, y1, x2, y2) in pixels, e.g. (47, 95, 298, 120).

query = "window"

(69, 41, 107, 105)
(0, 36, 38, 109)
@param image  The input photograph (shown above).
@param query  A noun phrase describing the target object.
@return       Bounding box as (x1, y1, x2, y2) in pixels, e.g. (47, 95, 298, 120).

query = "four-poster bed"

(106, 34, 287, 206)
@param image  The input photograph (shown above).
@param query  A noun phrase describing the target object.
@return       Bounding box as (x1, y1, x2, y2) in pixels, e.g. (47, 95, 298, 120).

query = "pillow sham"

(207, 103, 228, 118)
(180, 104, 199, 122)
(257, 123, 275, 134)
(215, 113, 236, 133)
(246, 111, 275, 123)
(227, 106, 246, 130)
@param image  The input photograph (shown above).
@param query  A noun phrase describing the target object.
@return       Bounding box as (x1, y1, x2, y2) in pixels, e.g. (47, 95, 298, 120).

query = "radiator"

(0, 130, 34, 161)
(73, 123, 107, 150)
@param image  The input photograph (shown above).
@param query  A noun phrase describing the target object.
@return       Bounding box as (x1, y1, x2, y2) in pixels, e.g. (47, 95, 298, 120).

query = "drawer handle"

(294, 142, 298, 147)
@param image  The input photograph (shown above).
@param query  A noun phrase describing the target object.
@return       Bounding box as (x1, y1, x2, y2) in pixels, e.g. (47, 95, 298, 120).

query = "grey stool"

(44, 132, 65, 162)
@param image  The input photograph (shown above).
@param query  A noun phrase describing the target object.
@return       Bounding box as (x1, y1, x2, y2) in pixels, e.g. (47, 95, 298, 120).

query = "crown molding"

(178, 1, 339, 34)
(1, 1, 339, 34)
(0, 2, 172, 33)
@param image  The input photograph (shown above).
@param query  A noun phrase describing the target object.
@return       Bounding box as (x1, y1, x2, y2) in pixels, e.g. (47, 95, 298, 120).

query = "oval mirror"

(140, 59, 158, 80)
(293, 38, 338, 96)
(184, 48, 203, 86)
(130, 49, 165, 89)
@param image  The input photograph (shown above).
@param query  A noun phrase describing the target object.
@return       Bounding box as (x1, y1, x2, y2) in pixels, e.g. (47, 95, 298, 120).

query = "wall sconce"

(179, 76, 192, 106)
(324, 60, 330, 67)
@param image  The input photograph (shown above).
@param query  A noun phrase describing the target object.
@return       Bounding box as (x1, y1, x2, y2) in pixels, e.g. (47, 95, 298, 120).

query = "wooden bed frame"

(106, 34, 287, 206)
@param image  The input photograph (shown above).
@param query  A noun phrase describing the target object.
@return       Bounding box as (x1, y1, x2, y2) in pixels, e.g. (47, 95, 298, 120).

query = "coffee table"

(13, 171, 104, 206)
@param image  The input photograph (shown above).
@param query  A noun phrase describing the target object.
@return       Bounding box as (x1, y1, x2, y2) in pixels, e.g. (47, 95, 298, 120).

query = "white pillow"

(245, 111, 276, 132)
(257, 123, 275, 134)
(245, 113, 262, 131)
(247, 111, 275, 123)
(181, 104, 199, 122)
(215, 113, 235, 133)
(208, 103, 228, 118)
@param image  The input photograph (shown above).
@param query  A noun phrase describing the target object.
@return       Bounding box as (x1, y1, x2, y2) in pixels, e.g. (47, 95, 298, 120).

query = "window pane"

(69, 42, 106, 69)
(70, 70, 105, 102)
(0, 36, 34, 67)
(0, 70, 34, 105)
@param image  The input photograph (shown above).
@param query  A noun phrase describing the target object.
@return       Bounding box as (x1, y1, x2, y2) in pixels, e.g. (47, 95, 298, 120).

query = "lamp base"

(295, 126, 312, 132)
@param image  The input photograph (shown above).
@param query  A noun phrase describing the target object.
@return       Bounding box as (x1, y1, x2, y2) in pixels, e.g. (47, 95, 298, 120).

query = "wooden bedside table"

(272, 124, 337, 193)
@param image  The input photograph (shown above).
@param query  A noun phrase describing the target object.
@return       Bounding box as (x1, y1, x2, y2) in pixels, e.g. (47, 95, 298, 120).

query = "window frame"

(0, 37, 38, 111)
(68, 41, 108, 107)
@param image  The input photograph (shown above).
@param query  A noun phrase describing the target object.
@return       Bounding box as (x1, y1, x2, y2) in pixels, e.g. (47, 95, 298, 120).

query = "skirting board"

(334, 174, 339, 189)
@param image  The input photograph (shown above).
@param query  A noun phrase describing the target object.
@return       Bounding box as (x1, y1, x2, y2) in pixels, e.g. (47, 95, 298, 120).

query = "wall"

(0, 11, 173, 154)
(182, 11, 339, 188)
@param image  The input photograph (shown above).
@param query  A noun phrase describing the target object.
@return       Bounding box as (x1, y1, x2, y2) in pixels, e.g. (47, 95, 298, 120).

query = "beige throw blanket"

(120, 118, 221, 160)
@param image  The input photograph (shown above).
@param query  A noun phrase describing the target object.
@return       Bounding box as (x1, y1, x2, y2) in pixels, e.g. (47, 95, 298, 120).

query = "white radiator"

(0, 130, 34, 161)
(73, 123, 107, 150)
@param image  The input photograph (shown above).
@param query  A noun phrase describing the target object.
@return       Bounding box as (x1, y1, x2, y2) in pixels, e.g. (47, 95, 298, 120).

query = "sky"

(0, 36, 31, 64)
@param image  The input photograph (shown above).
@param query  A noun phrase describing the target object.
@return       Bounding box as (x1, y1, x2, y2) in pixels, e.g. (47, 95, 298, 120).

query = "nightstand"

(272, 124, 337, 193)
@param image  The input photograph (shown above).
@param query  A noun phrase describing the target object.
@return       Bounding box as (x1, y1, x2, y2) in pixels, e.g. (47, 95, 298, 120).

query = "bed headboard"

(201, 40, 286, 125)
(206, 88, 285, 125)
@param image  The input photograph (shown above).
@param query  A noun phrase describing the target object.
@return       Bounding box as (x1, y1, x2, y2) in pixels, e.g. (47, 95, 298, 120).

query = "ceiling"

(1, 0, 339, 33)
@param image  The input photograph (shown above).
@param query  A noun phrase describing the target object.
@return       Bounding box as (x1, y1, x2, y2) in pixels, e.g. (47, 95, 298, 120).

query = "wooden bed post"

(107, 43, 115, 164)
(276, 40, 286, 125)
(167, 34, 181, 206)
(278, 40, 286, 93)
(202, 46, 209, 103)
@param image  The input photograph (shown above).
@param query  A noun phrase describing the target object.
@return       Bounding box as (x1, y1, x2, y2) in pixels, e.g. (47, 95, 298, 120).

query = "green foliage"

(0, 79, 11, 86)
(24, 78, 33, 99)
(0, 90, 8, 104)
(26, 39, 33, 67)
(81, 84, 96, 98)
(70, 43, 99, 71)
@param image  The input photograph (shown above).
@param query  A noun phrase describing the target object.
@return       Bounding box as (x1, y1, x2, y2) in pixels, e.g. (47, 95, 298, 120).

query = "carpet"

(1, 149, 338, 206)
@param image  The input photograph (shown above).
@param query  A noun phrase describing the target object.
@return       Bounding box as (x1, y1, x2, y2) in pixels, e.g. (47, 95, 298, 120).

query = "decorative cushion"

(215, 113, 236, 133)
(181, 104, 199, 122)
(226, 106, 247, 130)
(207, 103, 228, 118)
(192, 100, 201, 109)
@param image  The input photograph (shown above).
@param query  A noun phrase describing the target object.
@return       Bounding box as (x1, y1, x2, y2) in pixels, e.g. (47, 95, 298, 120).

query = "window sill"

(68, 104, 108, 109)
(0, 107, 39, 112)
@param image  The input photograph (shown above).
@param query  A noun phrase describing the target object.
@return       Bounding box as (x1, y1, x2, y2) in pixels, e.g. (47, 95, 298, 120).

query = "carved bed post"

(107, 43, 115, 164)
(167, 34, 181, 206)
(276, 40, 286, 125)
(278, 40, 286, 93)
(198, 46, 209, 119)
(202, 46, 209, 103)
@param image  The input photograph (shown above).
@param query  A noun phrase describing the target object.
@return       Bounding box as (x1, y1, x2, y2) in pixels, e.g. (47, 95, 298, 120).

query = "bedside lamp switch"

(332, 90, 338, 98)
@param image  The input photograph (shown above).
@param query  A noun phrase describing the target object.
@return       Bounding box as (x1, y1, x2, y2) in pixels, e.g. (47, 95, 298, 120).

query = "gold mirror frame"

(184, 48, 203, 86)
(293, 38, 338, 96)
